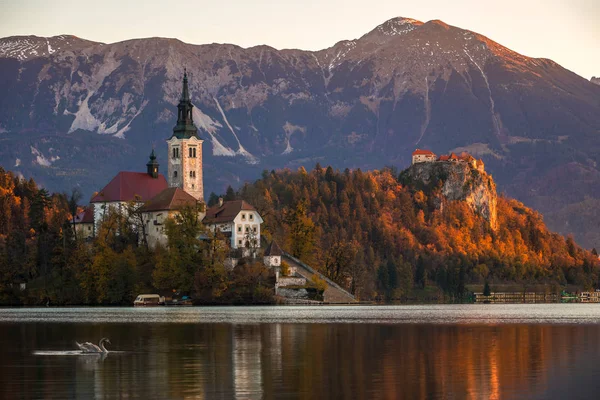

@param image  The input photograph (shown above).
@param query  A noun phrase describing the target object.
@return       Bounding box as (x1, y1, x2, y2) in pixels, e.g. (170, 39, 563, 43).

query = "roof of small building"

(72, 207, 94, 224)
(412, 149, 435, 156)
(264, 240, 283, 257)
(90, 171, 168, 203)
(203, 200, 257, 224)
(138, 187, 198, 213)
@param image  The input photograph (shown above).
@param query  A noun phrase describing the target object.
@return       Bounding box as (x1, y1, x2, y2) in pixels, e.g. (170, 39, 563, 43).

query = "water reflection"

(1, 312, 600, 399)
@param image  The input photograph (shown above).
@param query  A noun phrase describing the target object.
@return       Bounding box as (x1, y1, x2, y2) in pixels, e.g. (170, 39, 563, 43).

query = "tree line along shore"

(0, 164, 598, 305)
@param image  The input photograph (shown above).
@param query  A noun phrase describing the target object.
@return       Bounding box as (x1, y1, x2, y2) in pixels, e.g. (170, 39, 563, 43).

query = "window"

(237, 226, 242, 232)
(190, 171, 193, 178)
(88, 226, 91, 231)
(193, 148, 197, 157)
(192, 184, 195, 189)
(189, 147, 197, 158)
(253, 226, 257, 233)
(241, 213, 246, 220)
(189, 148, 192, 158)
(174, 171, 178, 178)
(238, 240, 242, 245)
(245, 226, 249, 233)
(173, 148, 179, 158)
(249, 214, 254, 221)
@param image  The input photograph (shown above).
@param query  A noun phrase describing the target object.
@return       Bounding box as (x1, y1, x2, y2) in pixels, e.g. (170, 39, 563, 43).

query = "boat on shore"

(166, 296, 193, 306)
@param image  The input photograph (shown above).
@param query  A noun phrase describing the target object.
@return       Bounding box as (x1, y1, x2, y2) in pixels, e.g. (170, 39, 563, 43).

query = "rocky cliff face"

(0, 17, 599, 246)
(592, 77, 600, 85)
(401, 161, 498, 230)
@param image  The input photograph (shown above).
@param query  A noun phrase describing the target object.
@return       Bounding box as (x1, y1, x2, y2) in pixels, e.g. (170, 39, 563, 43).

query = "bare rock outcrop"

(401, 161, 497, 230)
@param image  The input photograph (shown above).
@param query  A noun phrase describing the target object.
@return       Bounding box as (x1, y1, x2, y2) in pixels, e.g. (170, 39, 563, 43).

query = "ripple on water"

(1, 304, 600, 325)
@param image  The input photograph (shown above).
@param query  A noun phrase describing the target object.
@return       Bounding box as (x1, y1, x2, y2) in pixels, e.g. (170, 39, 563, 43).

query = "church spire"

(180, 68, 190, 102)
(172, 68, 198, 139)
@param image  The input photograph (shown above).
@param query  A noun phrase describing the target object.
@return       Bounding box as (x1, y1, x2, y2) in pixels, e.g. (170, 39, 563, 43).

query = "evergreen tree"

(483, 280, 491, 296)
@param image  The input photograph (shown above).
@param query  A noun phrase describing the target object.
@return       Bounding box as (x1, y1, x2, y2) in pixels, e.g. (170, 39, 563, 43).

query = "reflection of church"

(75, 71, 262, 249)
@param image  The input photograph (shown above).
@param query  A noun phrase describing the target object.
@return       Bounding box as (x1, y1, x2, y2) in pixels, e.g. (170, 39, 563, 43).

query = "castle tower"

(166, 69, 204, 201)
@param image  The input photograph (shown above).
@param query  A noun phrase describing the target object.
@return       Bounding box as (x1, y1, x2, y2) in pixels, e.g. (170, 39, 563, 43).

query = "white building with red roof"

(412, 149, 436, 164)
(203, 199, 263, 250)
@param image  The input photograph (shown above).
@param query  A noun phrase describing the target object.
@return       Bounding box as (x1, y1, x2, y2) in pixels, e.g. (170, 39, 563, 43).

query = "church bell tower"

(166, 69, 204, 201)
(146, 148, 159, 178)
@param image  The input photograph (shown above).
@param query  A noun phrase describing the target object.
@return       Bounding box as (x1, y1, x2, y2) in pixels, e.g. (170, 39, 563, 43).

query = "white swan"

(76, 338, 111, 354)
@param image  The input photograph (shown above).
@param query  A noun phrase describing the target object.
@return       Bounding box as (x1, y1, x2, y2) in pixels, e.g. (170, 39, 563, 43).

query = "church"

(77, 70, 263, 250)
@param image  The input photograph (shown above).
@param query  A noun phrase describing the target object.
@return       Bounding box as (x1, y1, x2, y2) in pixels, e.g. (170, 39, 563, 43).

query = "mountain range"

(1, 17, 599, 247)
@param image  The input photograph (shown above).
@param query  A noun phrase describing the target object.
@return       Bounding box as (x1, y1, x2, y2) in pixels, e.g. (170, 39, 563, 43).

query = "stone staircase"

(282, 253, 356, 304)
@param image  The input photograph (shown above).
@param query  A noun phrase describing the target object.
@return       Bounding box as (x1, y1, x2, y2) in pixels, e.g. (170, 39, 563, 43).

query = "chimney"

(218, 197, 224, 207)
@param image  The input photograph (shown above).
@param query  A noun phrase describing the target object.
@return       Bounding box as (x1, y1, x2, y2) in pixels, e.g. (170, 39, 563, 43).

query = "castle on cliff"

(412, 149, 485, 173)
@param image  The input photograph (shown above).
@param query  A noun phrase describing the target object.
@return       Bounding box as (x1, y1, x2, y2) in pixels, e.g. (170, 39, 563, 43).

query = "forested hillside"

(1, 165, 598, 304)
(230, 165, 599, 300)
(0, 167, 273, 305)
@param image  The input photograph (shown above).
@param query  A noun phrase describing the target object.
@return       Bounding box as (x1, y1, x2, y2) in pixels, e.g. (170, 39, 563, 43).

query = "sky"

(1, 0, 598, 79)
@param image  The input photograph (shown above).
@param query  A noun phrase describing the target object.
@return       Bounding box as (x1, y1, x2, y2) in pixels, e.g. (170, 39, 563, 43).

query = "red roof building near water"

(90, 171, 168, 203)
(203, 200, 257, 224)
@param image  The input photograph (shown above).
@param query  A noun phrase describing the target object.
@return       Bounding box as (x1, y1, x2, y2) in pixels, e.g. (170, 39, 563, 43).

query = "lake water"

(2, 305, 600, 399)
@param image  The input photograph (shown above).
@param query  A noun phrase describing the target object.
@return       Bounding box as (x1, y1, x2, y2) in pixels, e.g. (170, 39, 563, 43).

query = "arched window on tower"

(193, 148, 197, 158)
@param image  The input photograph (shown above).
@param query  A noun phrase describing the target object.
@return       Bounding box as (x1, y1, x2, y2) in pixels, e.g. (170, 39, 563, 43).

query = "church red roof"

(412, 149, 435, 156)
(90, 172, 168, 203)
(138, 187, 198, 212)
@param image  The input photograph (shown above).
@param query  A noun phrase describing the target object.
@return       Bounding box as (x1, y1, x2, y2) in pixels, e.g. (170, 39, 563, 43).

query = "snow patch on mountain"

(282, 122, 306, 154)
(213, 97, 259, 164)
(114, 100, 148, 139)
(592, 77, 600, 86)
(377, 17, 421, 36)
(46, 39, 55, 54)
(191, 106, 236, 157)
(328, 41, 356, 72)
(0, 35, 95, 60)
(192, 106, 223, 134)
(31, 147, 59, 167)
(463, 49, 503, 137)
(67, 57, 121, 134)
